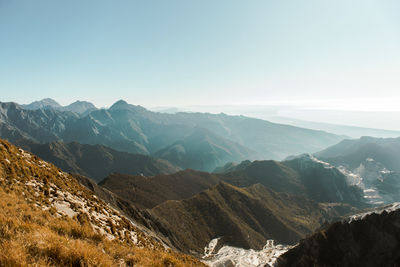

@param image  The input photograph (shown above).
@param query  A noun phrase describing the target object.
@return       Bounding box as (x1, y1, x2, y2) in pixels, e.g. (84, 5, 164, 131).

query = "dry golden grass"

(0, 139, 206, 267)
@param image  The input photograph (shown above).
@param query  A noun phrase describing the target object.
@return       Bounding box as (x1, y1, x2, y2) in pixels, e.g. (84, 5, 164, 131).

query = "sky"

(1, 0, 400, 111)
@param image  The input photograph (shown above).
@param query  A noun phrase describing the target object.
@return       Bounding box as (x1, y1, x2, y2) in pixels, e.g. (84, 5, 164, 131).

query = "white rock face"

(203, 238, 291, 267)
(333, 156, 400, 205)
(348, 202, 400, 223)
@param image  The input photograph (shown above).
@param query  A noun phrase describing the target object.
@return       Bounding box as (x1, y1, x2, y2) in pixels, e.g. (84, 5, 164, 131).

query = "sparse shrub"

(0, 139, 206, 267)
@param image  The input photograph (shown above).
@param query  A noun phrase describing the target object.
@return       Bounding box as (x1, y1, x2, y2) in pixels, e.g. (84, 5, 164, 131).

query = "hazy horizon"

(6, 96, 400, 132)
(2, 0, 400, 130)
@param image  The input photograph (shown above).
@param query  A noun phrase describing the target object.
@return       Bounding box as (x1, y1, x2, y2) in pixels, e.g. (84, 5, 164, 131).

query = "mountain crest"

(23, 98, 62, 110)
(109, 99, 130, 110)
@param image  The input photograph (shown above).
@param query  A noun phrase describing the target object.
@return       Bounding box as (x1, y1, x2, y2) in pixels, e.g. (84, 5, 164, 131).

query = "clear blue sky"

(1, 0, 399, 109)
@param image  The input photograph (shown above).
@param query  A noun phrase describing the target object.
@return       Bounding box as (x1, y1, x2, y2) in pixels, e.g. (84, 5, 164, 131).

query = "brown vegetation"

(100, 170, 220, 209)
(150, 181, 346, 254)
(0, 139, 205, 266)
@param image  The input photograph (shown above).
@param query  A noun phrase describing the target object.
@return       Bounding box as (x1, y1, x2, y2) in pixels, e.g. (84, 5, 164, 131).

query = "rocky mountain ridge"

(315, 136, 400, 205)
(277, 202, 400, 267)
(0, 99, 344, 171)
(22, 98, 97, 115)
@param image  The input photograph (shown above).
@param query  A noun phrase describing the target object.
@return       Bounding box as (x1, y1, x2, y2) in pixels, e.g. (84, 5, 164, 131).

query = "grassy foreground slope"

(0, 139, 204, 266)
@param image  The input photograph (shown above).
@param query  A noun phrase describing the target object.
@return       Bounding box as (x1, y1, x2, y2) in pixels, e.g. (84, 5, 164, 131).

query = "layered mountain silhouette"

(6, 98, 389, 265)
(101, 157, 361, 253)
(1, 99, 344, 171)
(277, 204, 400, 267)
(15, 139, 180, 182)
(154, 127, 255, 171)
(101, 157, 363, 210)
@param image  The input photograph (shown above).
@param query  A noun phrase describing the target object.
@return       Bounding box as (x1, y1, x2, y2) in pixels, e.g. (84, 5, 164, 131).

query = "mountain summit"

(22, 98, 62, 110)
(63, 100, 97, 114)
(109, 99, 130, 109)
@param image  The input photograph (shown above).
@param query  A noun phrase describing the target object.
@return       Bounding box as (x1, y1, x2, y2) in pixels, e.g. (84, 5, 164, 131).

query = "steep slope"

(154, 127, 256, 171)
(0, 138, 204, 266)
(220, 157, 363, 205)
(220, 160, 302, 192)
(99, 157, 360, 257)
(150, 182, 351, 254)
(0, 101, 79, 144)
(15, 139, 180, 182)
(72, 174, 181, 246)
(283, 155, 363, 205)
(277, 203, 400, 267)
(100, 170, 220, 209)
(101, 157, 363, 224)
(316, 136, 400, 172)
(315, 136, 400, 205)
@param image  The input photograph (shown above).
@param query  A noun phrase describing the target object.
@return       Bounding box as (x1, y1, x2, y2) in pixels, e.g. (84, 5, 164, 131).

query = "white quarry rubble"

(314, 156, 389, 205)
(203, 238, 292, 267)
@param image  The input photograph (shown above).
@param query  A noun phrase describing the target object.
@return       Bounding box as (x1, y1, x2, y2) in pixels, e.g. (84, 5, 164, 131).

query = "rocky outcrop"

(277, 204, 400, 267)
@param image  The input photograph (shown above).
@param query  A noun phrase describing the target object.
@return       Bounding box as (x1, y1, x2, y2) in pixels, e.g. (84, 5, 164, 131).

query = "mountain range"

(3, 98, 400, 266)
(0, 99, 345, 171)
(99, 156, 361, 253)
(0, 128, 362, 255)
(22, 98, 97, 115)
(1, 135, 358, 263)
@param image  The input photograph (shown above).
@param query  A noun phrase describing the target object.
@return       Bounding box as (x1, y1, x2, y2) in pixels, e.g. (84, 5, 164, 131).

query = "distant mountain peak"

(64, 100, 97, 114)
(23, 98, 62, 110)
(113, 99, 128, 106)
(109, 100, 148, 114)
(110, 99, 130, 109)
(41, 97, 57, 102)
